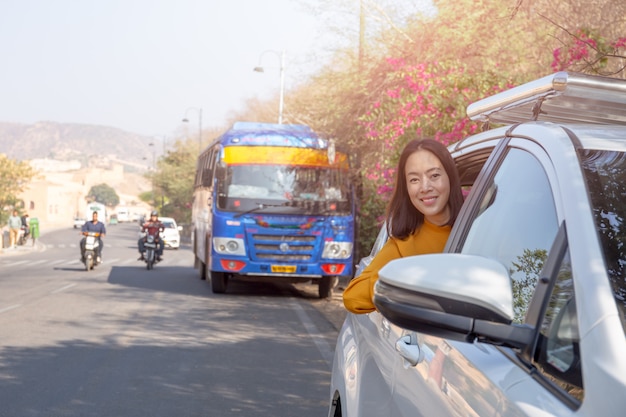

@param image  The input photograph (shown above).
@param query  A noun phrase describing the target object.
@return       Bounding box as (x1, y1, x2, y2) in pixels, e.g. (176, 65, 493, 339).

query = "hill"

(0, 121, 155, 169)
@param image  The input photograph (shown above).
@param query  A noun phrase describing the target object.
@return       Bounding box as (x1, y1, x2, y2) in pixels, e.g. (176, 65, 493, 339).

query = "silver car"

(329, 72, 626, 416)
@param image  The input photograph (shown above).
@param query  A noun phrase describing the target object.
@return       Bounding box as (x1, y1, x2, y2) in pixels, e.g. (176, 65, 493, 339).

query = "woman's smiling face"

(405, 149, 451, 226)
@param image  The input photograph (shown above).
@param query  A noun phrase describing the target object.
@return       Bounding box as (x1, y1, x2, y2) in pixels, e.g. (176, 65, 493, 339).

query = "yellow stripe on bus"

(222, 146, 349, 168)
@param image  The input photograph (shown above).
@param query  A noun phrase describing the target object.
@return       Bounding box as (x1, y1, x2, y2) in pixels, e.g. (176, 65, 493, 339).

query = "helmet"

(150, 210, 158, 217)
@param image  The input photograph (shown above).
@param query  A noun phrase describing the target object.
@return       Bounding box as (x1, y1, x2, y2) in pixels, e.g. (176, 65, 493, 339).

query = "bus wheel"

(319, 276, 337, 299)
(199, 260, 207, 280)
(211, 271, 227, 293)
(197, 234, 207, 280)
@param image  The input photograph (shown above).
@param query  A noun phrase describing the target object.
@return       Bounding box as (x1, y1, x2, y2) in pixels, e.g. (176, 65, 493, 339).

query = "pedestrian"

(7, 210, 21, 249)
(343, 138, 464, 314)
(20, 213, 30, 240)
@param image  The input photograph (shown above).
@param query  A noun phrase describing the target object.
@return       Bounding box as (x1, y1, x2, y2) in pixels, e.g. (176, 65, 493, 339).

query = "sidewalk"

(0, 239, 45, 256)
(1, 223, 69, 257)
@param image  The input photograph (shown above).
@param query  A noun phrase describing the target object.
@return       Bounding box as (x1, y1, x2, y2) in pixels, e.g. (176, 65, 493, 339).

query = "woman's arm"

(342, 238, 402, 314)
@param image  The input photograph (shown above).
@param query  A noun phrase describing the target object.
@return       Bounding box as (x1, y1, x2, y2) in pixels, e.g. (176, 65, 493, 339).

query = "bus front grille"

(251, 233, 318, 263)
(256, 254, 311, 261)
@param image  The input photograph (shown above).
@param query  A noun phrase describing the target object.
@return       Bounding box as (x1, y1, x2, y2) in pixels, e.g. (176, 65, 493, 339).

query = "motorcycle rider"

(80, 210, 106, 264)
(138, 210, 165, 262)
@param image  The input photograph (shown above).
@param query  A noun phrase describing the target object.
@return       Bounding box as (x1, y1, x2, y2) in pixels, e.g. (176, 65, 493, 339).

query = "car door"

(389, 137, 574, 416)
(345, 312, 398, 417)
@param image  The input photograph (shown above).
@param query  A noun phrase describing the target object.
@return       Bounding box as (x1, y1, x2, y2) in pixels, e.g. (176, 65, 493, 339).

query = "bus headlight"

(213, 237, 246, 256)
(322, 241, 352, 259)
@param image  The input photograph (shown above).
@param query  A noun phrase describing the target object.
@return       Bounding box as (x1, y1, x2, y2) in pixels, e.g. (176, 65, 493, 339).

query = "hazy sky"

(0, 0, 341, 137)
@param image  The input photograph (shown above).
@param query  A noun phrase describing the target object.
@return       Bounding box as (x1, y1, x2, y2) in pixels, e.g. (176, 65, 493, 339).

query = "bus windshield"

(217, 164, 352, 215)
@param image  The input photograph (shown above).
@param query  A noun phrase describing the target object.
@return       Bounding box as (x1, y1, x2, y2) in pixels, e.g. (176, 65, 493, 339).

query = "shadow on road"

(106, 266, 315, 300)
(0, 302, 332, 416)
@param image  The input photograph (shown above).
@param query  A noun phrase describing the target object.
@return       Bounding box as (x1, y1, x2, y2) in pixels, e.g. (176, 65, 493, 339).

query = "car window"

(579, 149, 626, 335)
(534, 248, 584, 402)
(460, 147, 559, 323)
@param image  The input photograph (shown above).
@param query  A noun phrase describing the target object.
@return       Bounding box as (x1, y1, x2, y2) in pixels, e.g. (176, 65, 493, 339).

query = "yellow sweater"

(343, 220, 451, 314)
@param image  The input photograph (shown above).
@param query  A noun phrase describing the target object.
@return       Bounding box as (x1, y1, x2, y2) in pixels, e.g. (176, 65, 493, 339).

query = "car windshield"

(580, 149, 626, 335)
(217, 164, 352, 215)
(161, 221, 175, 229)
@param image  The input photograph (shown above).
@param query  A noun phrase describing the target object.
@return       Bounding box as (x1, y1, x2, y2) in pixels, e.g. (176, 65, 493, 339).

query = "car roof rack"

(467, 72, 626, 128)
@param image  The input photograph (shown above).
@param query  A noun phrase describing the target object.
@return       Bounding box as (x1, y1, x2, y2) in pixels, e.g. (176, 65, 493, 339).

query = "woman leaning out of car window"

(342, 138, 464, 314)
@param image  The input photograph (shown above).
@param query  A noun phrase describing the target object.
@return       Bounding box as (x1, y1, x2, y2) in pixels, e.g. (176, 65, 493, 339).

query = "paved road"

(0, 223, 347, 417)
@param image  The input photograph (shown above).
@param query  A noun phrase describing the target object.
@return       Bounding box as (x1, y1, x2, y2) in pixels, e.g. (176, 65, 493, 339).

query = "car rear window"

(580, 149, 626, 336)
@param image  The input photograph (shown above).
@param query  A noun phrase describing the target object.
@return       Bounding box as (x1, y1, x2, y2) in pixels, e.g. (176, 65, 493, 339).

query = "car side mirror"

(374, 253, 534, 349)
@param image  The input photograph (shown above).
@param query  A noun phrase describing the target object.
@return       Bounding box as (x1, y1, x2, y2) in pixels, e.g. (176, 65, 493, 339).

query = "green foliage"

(151, 138, 197, 224)
(511, 249, 548, 323)
(138, 191, 153, 205)
(87, 183, 120, 207)
(0, 154, 36, 224)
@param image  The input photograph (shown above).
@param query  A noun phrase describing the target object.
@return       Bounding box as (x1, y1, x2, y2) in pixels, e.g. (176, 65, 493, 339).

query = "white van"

(116, 207, 130, 223)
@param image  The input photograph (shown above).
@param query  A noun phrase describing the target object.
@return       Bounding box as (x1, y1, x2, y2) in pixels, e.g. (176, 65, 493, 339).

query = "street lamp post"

(182, 107, 203, 153)
(253, 49, 285, 124)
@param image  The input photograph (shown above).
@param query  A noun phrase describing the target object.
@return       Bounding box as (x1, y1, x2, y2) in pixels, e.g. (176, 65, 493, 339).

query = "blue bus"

(191, 122, 355, 298)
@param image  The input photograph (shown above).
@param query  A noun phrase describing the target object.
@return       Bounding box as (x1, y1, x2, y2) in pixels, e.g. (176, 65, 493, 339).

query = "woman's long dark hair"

(385, 139, 464, 239)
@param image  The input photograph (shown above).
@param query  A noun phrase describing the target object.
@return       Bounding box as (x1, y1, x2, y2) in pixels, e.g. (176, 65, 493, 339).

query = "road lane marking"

(0, 304, 22, 314)
(290, 299, 334, 369)
(51, 283, 77, 294)
(5, 260, 29, 267)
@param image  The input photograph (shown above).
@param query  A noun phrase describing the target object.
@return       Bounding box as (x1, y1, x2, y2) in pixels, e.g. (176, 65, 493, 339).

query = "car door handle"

(396, 334, 424, 368)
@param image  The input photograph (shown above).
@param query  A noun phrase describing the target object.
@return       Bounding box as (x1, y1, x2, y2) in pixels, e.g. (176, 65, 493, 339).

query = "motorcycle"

(82, 231, 101, 271)
(142, 233, 159, 270)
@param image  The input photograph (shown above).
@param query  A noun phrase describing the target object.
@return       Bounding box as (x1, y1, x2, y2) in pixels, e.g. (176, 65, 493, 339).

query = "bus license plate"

(271, 265, 296, 273)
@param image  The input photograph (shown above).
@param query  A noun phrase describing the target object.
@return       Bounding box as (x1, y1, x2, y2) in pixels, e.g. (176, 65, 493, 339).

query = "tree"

(550, 29, 626, 75)
(87, 183, 120, 207)
(0, 154, 36, 224)
(512, 0, 626, 76)
(151, 138, 199, 224)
